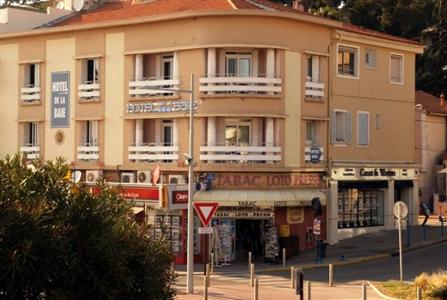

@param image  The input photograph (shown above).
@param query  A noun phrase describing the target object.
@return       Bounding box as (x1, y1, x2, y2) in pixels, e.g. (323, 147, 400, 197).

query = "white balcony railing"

(305, 81, 325, 99)
(304, 146, 324, 164)
(128, 77, 180, 97)
(77, 144, 100, 161)
(78, 82, 100, 100)
(128, 144, 179, 162)
(20, 145, 40, 160)
(20, 86, 41, 103)
(199, 144, 281, 163)
(199, 75, 282, 95)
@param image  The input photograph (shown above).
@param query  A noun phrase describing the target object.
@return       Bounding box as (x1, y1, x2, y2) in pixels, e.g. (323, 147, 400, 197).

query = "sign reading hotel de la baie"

(51, 72, 70, 128)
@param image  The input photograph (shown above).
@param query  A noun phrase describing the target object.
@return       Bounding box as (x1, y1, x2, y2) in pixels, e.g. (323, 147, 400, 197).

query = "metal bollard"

(328, 264, 334, 287)
(206, 264, 211, 287)
(295, 267, 304, 300)
(250, 263, 255, 287)
(248, 252, 252, 271)
(282, 248, 286, 268)
(210, 253, 214, 274)
(253, 278, 258, 300)
(306, 281, 311, 300)
(416, 287, 422, 300)
(362, 283, 367, 300)
(291, 267, 295, 289)
(203, 275, 208, 300)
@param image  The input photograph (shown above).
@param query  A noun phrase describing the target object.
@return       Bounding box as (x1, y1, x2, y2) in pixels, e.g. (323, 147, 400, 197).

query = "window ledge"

(129, 95, 181, 101)
(337, 74, 359, 80)
(78, 98, 101, 103)
(20, 101, 41, 106)
(389, 81, 404, 86)
(333, 143, 348, 147)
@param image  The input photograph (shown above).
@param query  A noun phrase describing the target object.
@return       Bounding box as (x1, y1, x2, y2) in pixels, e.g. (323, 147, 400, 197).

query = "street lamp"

(142, 74, 196, 293)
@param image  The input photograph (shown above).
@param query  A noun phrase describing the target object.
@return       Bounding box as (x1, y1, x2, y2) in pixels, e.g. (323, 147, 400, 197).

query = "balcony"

(304, 145, 325, 164)
(199, 75, 282, 95)
(199, 144, 281, 163)
(20, 145, 40, 160)
(128, 77, 180, 97)
(78, 82, 100, 101)
(20, 86, 41, 104)
(77, 144, 100, 161)
(128, 143, 179, 162)
(305, 81, 325, 100)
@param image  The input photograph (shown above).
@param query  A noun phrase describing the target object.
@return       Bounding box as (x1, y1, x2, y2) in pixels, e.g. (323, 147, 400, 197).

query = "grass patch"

(373, 280, 416, 299)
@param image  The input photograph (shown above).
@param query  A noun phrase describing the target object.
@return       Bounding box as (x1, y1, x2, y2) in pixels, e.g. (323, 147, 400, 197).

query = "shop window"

(338, 189, 384, 228)
(337, 45, 358, 78)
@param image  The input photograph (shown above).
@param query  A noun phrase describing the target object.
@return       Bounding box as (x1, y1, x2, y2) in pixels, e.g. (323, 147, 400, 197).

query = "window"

(24, 63, 39, 87)
(225, 119, 251, 146)
(338, 189, 384, 228)
(390, 54, 404, 84)
(24, 122, 38, 146)
(306, 55, 320, 82)
(162, 120, 173, 146)
(83, 58, 99, 83)
(305, 121, 318, 145)
(331, 110, 352, 144)
(337, 45, 358, 77)
(161, 55, 173, 80)
(365, 49, 376, 69)
(225, 53, 252, 77)
(84, 120, 98, 146)
(357, 112, 369, 146)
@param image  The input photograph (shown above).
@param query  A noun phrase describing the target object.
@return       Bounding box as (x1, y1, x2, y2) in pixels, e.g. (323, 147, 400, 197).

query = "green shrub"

(0, 154, 175, 300)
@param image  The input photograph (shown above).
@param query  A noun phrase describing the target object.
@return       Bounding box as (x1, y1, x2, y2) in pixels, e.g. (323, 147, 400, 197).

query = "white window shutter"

(358, 113, 369, 145)
(346, 112, 352, 144)
(330, 111, 337, 144)
(34, 64, 40, 87)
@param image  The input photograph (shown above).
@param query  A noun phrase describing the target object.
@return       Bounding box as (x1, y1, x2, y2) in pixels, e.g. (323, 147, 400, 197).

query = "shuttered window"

(331, 110, 352, 144)
(357, 112, 369, 146)
(390, 54, 404, 84)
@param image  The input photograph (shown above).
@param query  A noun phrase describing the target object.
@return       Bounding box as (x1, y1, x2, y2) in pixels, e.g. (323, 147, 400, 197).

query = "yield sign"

(193, 202, 219, 227)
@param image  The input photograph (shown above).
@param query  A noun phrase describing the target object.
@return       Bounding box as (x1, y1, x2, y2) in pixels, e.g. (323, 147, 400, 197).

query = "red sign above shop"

(91, 186, 159, 201)
(172, 190, 188, 204)
(193, 202, 219, 227)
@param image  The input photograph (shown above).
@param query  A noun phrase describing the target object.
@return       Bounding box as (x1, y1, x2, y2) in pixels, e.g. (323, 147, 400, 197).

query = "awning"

(438, 168, 447, 174)
(193, 189, 326, 207)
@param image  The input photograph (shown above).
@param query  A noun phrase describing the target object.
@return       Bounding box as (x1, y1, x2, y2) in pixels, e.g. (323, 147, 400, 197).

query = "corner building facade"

(0, 0, 423, 262)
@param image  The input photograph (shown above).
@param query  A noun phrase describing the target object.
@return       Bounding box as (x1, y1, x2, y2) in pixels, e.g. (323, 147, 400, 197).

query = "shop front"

(193, 172, 327, 263)
(327, 166, 419, 244)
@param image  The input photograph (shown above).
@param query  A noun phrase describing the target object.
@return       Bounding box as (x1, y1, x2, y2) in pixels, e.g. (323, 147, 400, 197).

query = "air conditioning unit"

(86, 170, 102, 183)
(137, 171, 151, 184)
(168, 174, 187, 184)
(121, 172, 135, 183)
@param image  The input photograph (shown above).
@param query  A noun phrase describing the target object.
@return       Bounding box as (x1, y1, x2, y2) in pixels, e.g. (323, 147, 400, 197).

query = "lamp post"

(142, 74, 196, 293)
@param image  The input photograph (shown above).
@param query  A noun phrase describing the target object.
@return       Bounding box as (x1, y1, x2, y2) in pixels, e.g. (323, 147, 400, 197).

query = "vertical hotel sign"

(51, 72, 70, 128)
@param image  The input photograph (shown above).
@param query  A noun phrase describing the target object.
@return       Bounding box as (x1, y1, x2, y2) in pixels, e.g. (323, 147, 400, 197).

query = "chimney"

(441, 93, 445, 106)
(292, 0, 304, 11)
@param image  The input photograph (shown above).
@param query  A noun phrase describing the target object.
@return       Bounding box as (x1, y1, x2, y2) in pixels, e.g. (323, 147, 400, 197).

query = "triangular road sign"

(193, 202, 219, 227)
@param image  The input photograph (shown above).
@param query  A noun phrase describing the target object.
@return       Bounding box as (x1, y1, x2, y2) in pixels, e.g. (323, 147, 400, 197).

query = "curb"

(367, 281, 403, 300)
(175, 238, 447, 276)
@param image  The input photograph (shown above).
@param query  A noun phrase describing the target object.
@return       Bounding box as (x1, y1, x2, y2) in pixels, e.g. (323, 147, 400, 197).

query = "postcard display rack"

(264, 220, 279, 262)
(211, 218, 235, 264)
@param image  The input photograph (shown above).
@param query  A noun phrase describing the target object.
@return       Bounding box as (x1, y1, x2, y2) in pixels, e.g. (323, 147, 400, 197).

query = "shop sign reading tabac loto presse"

(51, 72, 70, 128)
(212, 173, 324, 189)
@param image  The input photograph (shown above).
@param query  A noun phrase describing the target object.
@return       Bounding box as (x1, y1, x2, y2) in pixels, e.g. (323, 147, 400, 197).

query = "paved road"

(267, 241, 447, 283)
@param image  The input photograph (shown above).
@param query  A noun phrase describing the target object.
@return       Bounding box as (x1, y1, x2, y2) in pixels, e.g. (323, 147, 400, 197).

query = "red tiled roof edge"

(415, 90, 447, 115)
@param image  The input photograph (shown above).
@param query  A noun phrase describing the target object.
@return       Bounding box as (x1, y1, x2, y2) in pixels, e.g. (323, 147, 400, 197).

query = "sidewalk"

(176, 217, 447, 275)
(176, 281, 383, 300)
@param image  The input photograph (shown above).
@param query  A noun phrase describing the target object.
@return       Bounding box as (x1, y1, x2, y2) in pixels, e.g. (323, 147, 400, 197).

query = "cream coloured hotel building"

(0, 0, 424, 261)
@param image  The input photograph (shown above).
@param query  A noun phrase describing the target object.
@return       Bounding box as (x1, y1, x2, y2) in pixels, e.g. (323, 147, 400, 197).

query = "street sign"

(193, 202, 219, 227)
(198, 227, 213, 234)
(393, 201, 408, 219)
(312, 218, 321, 235)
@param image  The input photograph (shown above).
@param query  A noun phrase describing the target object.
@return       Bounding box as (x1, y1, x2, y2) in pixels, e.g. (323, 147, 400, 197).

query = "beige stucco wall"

(0, 44, 19, 157)
(104, 32, 124, 167)
(44, 38, 75, 161)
